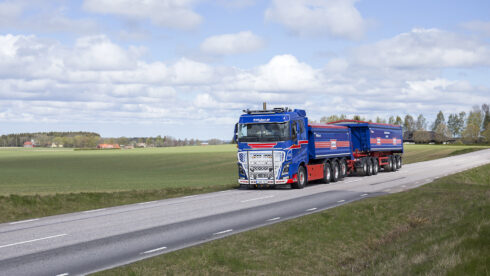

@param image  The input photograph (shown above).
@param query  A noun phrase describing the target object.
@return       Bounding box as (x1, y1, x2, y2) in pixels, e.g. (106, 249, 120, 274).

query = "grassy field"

(0, 144, 487, 223)
(96, 163, 490, 276)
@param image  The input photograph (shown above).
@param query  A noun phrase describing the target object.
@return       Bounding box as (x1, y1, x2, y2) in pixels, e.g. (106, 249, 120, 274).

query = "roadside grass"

(0, 144, 487, 223)
(95, 164, 490, 276)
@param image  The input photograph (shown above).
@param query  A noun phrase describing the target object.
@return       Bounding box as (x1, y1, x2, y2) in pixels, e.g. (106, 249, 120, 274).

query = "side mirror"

(233, 123, 238, 143)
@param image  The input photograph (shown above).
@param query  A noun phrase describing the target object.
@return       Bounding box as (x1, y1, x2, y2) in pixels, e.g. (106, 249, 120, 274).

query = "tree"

(413, 130, 431, 143)
(434, 123, 451, 143)
(432, 111, 445, 131)
(320, 114, 346, 123)
(447, 112, 465, 138)
(403, 115, 415, 133)
(376, 117, 387, 124)
(394, 116, 403, 126)
(388, 116, 395, 125)
(482, 104, 489, 132)
(416, 114, 427, 130)
(462, 105, 483, 143)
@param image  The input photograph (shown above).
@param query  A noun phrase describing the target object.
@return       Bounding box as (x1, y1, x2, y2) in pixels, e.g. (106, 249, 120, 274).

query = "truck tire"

(323, 161, 331, 184)
(293, 166, 307, 189)
(397, 156, 402, 169)
(383, 156, 392, 172)
(331, 161, 340, 182)
(358, 158, 368, 176)
(391, 156, 397, 171)
(366, 158, 373, 176)
(339, 159, 347, 179)
(372, 157, 379, 175)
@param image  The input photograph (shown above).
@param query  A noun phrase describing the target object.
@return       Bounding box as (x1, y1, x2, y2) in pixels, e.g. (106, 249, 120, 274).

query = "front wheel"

(293, 166, 307, 189)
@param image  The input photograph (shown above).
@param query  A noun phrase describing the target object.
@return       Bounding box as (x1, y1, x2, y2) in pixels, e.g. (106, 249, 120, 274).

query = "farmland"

(0, 144, 487, 223)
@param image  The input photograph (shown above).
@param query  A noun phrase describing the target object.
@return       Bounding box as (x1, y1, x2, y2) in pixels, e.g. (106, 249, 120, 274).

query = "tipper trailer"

(234, 107, 403, 189)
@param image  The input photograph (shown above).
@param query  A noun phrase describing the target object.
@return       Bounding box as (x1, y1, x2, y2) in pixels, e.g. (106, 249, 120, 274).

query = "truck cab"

(235, 107, 308, 187)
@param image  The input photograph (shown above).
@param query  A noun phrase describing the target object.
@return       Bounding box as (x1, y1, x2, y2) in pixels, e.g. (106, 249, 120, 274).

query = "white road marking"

(83, 208, 106, 213)
(267, 217, 281, 221)
(56, 273, 69, 276)
(306, 208, 317, 211)
(9, 218, 39, 225)
(183, 195, 197, 199)
(337, 200, 345, 203)
(214, 229, 233, 235)
(361, 194, 368, 197)
(345, 179, 362, 183)
(142, 246, 167, 254)
(138, 201, 157, 205)
(241, 195, 274, 203)
(0, 234, 67, 249)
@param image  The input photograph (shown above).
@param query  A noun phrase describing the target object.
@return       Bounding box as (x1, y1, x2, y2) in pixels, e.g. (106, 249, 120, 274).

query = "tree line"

(319, 104, 489, 144)
(0, 132, 224, 148)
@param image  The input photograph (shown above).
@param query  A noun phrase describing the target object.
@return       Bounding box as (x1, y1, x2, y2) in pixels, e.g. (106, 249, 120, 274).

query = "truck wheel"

(391, 156, 397, 171)
(323, 161, 331, 184)
(397, 156, 402, 169)
(366, 159, 373, 176)
(293, 166, 307, 189)
(339, 159, 347, 179)
(331, 161, 340, 182)
(383, 156, 392, 172)
(358, 158, 367, 176)
(372, 158, 379, 175)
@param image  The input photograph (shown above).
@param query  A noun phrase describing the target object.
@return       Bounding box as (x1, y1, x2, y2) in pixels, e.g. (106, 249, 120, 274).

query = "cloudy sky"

(1, 0, 489, 139)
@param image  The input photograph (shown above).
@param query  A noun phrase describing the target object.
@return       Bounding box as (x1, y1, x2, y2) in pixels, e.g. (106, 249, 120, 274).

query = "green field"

(0, 144, 487, 223)
(96, 163, 490, 276)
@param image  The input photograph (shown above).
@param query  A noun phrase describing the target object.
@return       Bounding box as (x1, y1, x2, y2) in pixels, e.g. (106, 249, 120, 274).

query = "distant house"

(200, 142, 209, 146)
(97, 144, 121, 149)
(23, 141, 34, 148)
(136, 143, 146, 148)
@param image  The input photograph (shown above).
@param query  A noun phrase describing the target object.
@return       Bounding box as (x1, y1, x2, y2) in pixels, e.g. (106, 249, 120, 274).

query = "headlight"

(282, 162, 290, 175)
(286, 150, 292, 161)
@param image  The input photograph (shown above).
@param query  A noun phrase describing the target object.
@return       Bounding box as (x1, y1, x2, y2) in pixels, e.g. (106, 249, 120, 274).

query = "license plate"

(257, 179, 268, 184)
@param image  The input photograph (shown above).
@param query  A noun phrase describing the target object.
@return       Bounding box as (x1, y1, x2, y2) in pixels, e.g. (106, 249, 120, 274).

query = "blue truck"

(234, 107, 403, 189)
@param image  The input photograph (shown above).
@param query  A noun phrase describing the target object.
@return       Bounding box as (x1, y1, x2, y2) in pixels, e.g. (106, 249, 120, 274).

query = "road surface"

(0, 149, 489, 276)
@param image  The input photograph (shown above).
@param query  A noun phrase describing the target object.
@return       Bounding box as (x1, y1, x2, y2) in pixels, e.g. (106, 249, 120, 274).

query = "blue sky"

(0, 0, 489, 139)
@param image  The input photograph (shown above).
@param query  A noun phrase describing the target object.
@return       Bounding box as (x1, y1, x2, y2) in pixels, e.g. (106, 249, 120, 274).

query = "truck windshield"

(238, 122, 290, 142)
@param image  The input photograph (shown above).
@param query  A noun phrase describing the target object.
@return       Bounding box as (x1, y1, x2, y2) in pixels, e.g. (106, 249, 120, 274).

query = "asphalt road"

(1, 149, 489, 276)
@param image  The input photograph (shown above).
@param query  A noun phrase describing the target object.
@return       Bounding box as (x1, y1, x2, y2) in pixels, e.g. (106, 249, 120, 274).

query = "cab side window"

(291, 121, 298, 140)
(298, 120, 305, 135)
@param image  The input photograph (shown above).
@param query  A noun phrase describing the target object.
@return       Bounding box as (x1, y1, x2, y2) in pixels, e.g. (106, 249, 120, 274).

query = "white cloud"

(265, 0, 365, 39)
(83, 0, 201, 30)
(461, 21, 490, 37)
(354, 28, 490, 68)
(200, 31, 264, 55)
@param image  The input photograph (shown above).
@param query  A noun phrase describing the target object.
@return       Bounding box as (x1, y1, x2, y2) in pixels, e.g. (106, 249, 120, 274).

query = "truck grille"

(237, 151, 285, 182)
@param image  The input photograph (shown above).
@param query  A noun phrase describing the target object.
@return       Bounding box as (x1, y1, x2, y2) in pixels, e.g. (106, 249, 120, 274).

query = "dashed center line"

(267, 217, 281, 221)
(83, 208, 106, 213)
(183, 195, 197, 199)
(360, 194, 368, 197)
(138, 201, 157, 205)
(56, 273, 69, 276)
(241, 195, 274, 203)
(306, 208, 317, 211)
(0, 234, 67, 249)
(337, 200, 345, 203)
(9, 218, 39, 225)
(214, 229, 233, 235)
(142, 246, 167, 254)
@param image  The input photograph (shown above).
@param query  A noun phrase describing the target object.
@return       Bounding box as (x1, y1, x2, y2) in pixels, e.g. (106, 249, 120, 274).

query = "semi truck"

(234, 107, 403, 189)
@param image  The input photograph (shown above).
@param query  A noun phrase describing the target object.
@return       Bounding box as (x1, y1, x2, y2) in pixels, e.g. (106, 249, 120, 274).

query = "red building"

(97, 144, 120, 149)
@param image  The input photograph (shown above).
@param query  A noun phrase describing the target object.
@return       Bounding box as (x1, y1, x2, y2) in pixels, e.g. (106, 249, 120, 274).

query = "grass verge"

(0, 144, 487, 224)
(95, 164, 490, 276)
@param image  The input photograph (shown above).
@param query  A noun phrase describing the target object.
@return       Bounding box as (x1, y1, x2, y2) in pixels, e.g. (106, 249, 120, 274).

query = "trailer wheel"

(358, 158, 368, 176)
(323, 161, 331, 184)
(331, 161, 340, 182)
(339, 159, 347, 179)
(372, 158, 379, 175)
(366, 158, 373, 176)
(397, 156, 403, 169)
(293, 166, 307, 189)
(391, 156, 398, 171)
(383, 156, 392, 172)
